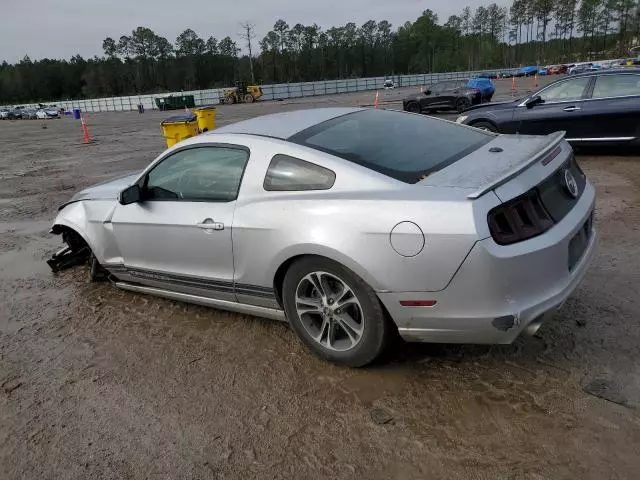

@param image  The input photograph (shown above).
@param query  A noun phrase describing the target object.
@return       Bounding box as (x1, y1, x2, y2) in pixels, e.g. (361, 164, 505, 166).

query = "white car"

(36, 108, 60, 119)
(383, 80, 395, 90)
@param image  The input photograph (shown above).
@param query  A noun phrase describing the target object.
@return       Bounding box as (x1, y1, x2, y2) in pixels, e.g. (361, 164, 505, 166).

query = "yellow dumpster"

(161, 113, 199, 148)
(194, 106, 217, 132)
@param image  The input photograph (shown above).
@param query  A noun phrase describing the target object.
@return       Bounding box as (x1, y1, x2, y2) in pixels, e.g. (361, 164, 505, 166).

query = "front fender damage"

(47, 201, 108, 274)
(47, 226, 91, 272)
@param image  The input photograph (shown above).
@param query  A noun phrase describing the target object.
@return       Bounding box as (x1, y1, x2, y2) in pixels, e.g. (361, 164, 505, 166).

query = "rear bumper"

(379, 183, 596, 344)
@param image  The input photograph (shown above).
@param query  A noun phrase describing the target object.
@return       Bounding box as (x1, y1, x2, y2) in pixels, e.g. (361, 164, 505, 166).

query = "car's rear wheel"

(470, 121, 498, 133)
(456, 98, 471, 113)
(405, 102, 420, 114)
(282, 257, 391, 367)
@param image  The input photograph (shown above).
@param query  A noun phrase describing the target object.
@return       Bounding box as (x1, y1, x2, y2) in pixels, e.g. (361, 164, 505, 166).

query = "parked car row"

(476, 59, 639, 80)
(0, 105, 61, 120)
(456, 68, 640, 147)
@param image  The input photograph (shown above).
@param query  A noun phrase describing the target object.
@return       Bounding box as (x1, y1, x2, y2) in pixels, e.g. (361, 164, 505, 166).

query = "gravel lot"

(1, 78, 640, 480)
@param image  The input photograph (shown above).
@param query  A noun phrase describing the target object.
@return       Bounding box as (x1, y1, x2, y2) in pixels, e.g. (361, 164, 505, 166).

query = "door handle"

(197, 219, 224, 231)
(563, 106, 581, 112)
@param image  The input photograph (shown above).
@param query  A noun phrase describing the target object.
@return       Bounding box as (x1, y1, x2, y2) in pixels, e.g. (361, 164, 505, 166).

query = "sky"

(1, 0, 508, 63)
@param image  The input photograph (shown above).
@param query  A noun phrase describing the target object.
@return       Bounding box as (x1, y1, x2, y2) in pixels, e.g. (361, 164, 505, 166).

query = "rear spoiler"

(466, 131, 566, 199)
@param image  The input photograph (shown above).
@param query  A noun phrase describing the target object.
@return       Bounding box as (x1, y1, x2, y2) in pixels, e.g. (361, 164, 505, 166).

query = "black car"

(456, 69, 640, 146)
(403, 80, 484, 114)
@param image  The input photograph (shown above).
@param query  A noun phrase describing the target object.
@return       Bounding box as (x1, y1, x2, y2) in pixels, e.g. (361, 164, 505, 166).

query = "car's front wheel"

(405, 102, 420, 114)
(282, 257, 391, 367)
(456, 97, 471, 113)
(470, 121, 498, 132)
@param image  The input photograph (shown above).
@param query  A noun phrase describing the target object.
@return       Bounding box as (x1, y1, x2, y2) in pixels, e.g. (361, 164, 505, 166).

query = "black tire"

(456, 97, 471, 113)
(405, 102, 420, 114)
(282, 257, 391, 367)
(470, 121, 498, 133)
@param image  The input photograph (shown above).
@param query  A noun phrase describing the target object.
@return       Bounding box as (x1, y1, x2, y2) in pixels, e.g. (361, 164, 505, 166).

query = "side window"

(538, 77, 591, 103)
(145, 146, 248, 202)
(592, 74, 640, 99)
(264, 155, 335, 191)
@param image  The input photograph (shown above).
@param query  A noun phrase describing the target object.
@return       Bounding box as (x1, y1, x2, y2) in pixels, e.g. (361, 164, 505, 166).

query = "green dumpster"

(155, 95, 196, 111)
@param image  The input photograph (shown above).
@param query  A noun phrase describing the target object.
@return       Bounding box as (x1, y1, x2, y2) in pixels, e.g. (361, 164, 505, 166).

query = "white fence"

(8, 69, 506, 113)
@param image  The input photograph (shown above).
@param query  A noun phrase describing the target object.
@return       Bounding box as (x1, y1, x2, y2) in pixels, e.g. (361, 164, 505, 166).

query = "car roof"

(571, 67, 639, 78)
(209, 107, 364, 140)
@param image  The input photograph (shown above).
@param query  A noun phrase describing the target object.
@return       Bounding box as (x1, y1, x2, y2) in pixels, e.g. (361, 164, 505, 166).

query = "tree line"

(1, 0, 639, 104)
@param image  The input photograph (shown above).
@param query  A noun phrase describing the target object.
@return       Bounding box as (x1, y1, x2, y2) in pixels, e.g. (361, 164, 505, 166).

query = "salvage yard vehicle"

(403, 78, 493, 114)
(21, 108, 38, 119)
(48, 107, 596, 367)
(0, 108, 9, 119)
(517, 66, 538, 77)
(456, 69, 640, 146)
(36, 107, 60, 119)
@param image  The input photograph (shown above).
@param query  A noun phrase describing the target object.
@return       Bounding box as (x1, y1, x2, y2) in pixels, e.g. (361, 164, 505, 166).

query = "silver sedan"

(48, 108, 596, 366)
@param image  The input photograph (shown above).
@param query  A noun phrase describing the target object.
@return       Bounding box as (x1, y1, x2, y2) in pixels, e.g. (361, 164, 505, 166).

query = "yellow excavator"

(220, 81, 264, 104)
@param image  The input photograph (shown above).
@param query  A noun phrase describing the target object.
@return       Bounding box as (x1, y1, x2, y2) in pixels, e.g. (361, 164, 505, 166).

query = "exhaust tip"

(526, 318, 544, 336)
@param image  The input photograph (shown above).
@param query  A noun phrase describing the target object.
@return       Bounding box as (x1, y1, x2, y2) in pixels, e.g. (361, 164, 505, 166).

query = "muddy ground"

(1, 79, 640, 480)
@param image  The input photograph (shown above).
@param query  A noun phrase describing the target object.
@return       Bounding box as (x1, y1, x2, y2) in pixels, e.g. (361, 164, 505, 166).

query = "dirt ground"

(1, 79, 640, 480)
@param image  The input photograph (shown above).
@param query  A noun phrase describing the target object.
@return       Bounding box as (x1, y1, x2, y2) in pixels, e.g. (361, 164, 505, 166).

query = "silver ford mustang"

(48, 108, 596, 366)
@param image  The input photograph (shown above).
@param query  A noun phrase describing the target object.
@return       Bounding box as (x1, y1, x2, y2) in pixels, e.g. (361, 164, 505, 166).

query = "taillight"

(468, 88, 480, 94)
(488, 189, 555, 245)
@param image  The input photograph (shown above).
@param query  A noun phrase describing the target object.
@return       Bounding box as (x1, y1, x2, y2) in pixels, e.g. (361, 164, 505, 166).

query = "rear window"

(289, 109, 492, 184)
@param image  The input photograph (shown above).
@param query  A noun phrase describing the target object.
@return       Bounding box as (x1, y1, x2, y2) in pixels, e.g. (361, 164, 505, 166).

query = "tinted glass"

(264, 155, 336, 191)
(538, 77, 590, 102)
(146, 146, 248, 202)
(290, 109, 492, 184)
(592, 74, 640, 98)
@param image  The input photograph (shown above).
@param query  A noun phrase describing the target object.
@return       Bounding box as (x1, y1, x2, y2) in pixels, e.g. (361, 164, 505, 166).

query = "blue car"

(517, 66, 538, 77)
(467, 78, 495, 102)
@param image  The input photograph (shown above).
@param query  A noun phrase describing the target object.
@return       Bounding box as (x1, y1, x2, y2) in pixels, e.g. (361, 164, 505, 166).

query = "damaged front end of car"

(46, 226, 91, 273)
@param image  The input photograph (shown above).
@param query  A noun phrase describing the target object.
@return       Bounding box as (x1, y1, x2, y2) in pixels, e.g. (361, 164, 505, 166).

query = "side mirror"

(525, 95, 543, 109)
(119, 184, 142, 205)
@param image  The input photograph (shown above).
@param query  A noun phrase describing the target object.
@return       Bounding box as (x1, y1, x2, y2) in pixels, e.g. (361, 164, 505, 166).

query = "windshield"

(290, 109, 492, 184)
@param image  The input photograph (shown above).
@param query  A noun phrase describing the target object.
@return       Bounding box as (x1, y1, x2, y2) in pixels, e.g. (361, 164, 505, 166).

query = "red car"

(548, 65, 568, 75)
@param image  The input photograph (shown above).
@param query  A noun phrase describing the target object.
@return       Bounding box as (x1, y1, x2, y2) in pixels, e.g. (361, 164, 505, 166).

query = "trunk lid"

(420, 132, 568, 202)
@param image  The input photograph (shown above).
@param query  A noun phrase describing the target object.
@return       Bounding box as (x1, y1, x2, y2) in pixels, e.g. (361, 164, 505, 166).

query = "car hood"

(404, 93, 425, 102)
(67, 171, 140, 204)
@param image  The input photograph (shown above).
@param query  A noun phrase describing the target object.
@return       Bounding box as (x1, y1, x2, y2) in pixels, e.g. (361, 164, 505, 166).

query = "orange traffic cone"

(80, 114, 91, 144)
(374, 91, 380, 108)
(511, 76, 517, 96)
(533, 74, 538, 89)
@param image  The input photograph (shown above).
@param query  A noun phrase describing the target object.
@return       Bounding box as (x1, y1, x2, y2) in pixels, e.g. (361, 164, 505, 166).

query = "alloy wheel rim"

(295, 271, 365, 352)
